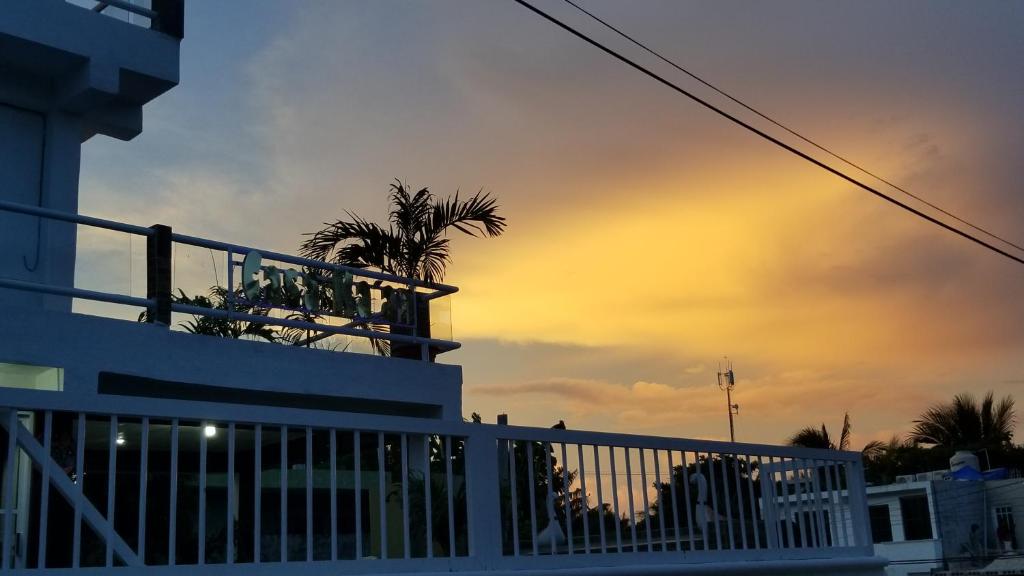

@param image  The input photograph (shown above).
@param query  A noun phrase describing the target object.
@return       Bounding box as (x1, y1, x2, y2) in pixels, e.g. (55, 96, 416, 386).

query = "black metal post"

(147, 224, 172, 326)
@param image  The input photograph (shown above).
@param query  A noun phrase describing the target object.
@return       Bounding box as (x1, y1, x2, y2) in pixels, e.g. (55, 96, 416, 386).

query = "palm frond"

(788, 425, 833, 450)
(839, 412, 852, 452)
(389, 181, 433, 242)
(861, 440, 886, 461)
(429, 190, 507, 239)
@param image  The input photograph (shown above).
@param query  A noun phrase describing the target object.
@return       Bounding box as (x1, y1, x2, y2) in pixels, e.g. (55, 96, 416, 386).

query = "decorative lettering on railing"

(240, 251, 413, 325)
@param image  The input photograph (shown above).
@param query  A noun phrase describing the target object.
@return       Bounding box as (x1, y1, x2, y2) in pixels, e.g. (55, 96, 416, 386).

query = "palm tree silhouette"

(788, 412, 885, 457)
(909, 391, 1015, 451)
(300, 179, 505, 283)
(788, 412, 854, 451)
(300, 180, 505, 356)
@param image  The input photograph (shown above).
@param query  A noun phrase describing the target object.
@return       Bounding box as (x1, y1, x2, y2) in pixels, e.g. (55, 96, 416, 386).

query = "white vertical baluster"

(38, 411, 53, 568)
(401, 434, 410, 559)
(227, 423, 235, 564)
(329, 430, 337, 561)
(608, 446, 622, 552)
(423, 434, 433, 559)
(791, 459, 808, 547)
(806, 459, 822, 547)
(654, 449, 667, 551)
(561, 442, 572, 555)
(544, 442, 555, 554)
(800, 458, 818, 548)
(353, 431, 362, 559)
(377, 432, 387, 559)
(508, 440, 519, 557)
(832, 461, 849, 546)
(794, 459, 812, 548)
(706, 454, 723, 550)
(777, 457, 794, 548)
(138, 418, 150, 563)
(666, 450, 681, 552)
(719, 455, 734, 549)
(638, 448, 651, 551)
(844, 460, 870, 547)
(679, 451, 696, 551)
(743, 455, 760, 549)
(106, 415, 118, 566)
(592, 445, 606, 553)
(526, 441, 537, 556)
(444, 436, 455, 557)
(281, 426, 288, 562)
(576, 444, 589, 554)
(199, 421, 207, 565)
(823, 459, 840, 548)
(169, 419, 178, 566)
(810, 459, 827, 547)
(758, 456, 780, 549)
(2, 410, 18, 571)
(732, 455, 747, 550)
(624, 447, 637, 551)
(253, 425, 261, 564)
(72, 413, 85, 568)
(305, 428, 313, 562)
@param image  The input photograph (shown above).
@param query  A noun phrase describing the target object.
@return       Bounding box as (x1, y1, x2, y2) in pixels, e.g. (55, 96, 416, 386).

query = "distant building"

(769, 472, 1024, 576)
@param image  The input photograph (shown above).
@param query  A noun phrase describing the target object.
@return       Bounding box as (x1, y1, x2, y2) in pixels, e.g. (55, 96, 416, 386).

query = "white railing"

(0, 200, 458, 361)
(66, 0, 184, 39)
(490, 425, 874, 562)
(0, 393, 877, 572)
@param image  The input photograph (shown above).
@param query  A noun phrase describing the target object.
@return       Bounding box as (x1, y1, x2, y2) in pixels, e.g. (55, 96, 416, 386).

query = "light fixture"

(116, 432, 126, 446)
(204, 425, 217, 438)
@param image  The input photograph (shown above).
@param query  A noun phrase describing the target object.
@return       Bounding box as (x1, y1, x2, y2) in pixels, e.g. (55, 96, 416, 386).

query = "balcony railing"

(0, 392, 880, 573)
(0, 200, 459, 361)
(66, 0, 184, 39)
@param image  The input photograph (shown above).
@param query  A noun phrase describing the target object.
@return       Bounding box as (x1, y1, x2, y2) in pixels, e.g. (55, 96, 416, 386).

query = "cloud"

(70, 2, 1024, 446)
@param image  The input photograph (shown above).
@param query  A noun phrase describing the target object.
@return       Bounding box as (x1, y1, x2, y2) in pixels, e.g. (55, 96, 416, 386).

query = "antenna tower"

(717, 358, 739, 442)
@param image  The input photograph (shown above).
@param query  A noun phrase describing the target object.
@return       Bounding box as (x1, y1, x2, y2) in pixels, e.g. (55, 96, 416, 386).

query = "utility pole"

(717, 358, 739, 442)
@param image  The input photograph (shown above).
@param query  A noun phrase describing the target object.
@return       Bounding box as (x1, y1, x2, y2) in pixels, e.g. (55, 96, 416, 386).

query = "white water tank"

(950, 450, 980, 472)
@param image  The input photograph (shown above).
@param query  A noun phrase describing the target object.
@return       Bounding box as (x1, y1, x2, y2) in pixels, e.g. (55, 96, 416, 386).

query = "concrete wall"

(875, 539, 942, 576)
(0, 0, 180, 313)
(0, 306, 463, 420)
(985, 479, 1024, 552)
(930, 481, 985, 563)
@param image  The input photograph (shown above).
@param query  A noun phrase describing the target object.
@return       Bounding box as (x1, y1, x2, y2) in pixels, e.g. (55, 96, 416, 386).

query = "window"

(0, 362, 63, 391)
(900, 494, 933, 540)
(870, 504, 893, 543)
(995, 505, 1017, 549)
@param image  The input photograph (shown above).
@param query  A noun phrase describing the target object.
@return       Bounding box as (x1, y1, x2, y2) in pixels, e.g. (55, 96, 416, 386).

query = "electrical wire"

(511, 0, 1024, 267)
(560, 0, 1024, 255)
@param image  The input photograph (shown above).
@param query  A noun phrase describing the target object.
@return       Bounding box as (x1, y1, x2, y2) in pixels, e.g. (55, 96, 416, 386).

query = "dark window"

(870, 505, 893, 543)
(900, 495, 933, 540)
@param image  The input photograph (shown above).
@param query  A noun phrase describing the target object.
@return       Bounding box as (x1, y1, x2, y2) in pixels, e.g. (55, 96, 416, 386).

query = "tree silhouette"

(300, 180, 505, 283)
(910, 391, 1015, 452)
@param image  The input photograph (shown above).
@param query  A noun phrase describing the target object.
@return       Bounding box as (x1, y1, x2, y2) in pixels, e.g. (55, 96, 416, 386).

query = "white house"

(769, 471, 1024, 576)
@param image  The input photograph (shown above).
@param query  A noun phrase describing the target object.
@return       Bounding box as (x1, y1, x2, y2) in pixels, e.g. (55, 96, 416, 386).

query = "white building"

(0, 1, 887, 575)
(770, 472, 1024, 576)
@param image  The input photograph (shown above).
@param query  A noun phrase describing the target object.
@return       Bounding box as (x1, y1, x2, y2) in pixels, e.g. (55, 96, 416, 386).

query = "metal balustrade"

(0, 200, 458, 361)
(0, 395, 877, 573)
(65, 0, 184, 39)
(491, 426, 873, 564)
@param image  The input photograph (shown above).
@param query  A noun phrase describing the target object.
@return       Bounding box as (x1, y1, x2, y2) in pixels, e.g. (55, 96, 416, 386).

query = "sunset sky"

(75, 1, 1024, 448)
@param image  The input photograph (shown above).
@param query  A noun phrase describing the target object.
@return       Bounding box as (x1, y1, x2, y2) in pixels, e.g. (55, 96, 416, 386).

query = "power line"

(511, 0, 1024, 267)
(560, 0, 1024, 256)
